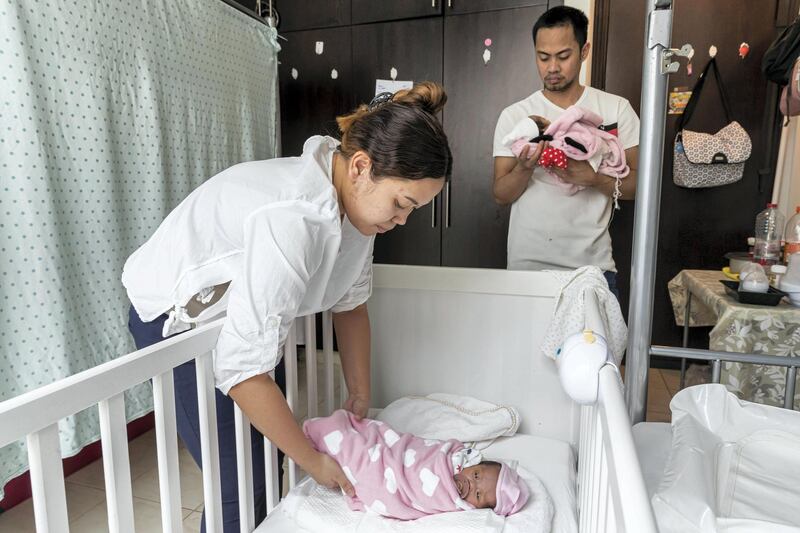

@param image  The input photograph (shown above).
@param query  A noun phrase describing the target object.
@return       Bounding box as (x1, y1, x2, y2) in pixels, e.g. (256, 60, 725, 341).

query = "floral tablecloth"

(668, 270, 800, 409)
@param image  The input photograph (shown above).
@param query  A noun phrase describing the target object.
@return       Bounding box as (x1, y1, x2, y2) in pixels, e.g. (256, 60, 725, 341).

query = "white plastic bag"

(653, 384, 800, 533)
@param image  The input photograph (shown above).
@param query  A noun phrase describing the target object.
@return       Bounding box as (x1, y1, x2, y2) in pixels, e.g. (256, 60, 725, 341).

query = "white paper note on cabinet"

(375, 79, 413, 96)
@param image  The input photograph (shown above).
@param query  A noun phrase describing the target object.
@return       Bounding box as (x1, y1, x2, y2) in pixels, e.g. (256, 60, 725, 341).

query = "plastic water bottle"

(753, 203, 785, 266)
(784, 206, 800, 262)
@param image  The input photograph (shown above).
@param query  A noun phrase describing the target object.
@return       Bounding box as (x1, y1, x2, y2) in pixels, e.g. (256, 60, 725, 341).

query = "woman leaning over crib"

(121, 82, 452, 532)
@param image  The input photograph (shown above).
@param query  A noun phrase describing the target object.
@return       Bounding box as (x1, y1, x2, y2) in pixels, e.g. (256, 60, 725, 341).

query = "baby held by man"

(302, 409, 530, 520)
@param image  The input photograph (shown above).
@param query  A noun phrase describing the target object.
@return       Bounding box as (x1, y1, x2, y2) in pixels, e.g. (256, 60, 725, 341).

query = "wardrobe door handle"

(431, 195, 437, 228)
(448, 0, 452, 7)
(432, 0, 437, 7)
(444, 182, 451, 228)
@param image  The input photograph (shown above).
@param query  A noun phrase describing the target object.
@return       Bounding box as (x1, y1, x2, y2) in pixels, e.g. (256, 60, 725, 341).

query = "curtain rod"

(219, 0, 269, 26)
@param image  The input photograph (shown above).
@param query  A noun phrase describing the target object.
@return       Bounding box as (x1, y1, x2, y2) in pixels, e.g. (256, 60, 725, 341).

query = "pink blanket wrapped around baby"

(303, 409, 470, 520)
(509, 105, 630, 197)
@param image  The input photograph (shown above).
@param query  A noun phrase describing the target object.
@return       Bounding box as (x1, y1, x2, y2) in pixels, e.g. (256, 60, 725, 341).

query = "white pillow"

(375, 393, 521, 444)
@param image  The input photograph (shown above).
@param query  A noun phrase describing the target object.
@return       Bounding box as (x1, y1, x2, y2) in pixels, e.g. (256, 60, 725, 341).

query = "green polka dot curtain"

(0, 0, 279, 496)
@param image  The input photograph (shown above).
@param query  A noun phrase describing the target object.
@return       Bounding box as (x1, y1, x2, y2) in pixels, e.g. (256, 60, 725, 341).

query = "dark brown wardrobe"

(275, 0, 563, 268)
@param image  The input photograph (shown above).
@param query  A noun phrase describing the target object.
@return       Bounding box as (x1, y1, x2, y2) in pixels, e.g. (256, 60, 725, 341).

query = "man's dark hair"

(532, 6, 589, 49)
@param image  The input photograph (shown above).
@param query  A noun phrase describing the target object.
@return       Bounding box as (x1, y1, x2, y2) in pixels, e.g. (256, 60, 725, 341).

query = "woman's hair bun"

(334, 81, 452, 182)
(391, 81, 447, 115)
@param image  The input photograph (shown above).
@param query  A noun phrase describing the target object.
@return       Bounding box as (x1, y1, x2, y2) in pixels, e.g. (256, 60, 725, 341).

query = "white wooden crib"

(0, 265, 657, 533)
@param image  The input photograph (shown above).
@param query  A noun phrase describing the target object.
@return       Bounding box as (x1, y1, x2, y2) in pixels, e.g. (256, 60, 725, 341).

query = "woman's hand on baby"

(308, 452, 355, 498)
(343, 393, 370, 419)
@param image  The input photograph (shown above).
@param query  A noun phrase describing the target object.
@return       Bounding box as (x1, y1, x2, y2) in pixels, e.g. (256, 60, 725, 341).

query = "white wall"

(564, 0, 591, 13)
(773, 119, 800, 225)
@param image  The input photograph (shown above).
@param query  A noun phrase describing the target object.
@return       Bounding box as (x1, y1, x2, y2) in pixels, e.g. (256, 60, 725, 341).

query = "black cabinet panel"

(352, 18, 444, 266)
(276, 0, 350, 31)
(352, 0, 441, 24)
(278, 27, 354, 157)
(445, 0, 548, 16)
(442, 6, 545, 268)
(776, 0, 800, 26)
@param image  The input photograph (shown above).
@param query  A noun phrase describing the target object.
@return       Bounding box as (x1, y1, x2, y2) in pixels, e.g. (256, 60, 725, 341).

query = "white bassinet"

(0, 265, 657, 533)
(633, 384, 800, 533)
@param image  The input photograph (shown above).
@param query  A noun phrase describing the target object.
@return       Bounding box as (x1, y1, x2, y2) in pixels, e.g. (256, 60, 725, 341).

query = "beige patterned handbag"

(673, 58, 752, 188)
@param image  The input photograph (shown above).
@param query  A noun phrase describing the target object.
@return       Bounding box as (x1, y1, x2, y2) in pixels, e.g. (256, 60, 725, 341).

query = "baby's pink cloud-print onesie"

(303, 409, 474, 520)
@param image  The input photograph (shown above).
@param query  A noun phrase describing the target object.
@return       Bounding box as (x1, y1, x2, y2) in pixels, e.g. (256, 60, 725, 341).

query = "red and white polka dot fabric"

(537, 147, 569, 170)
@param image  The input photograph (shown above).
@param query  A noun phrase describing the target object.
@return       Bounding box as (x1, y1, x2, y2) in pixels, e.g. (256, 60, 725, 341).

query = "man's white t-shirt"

(493, 87, 640, 272)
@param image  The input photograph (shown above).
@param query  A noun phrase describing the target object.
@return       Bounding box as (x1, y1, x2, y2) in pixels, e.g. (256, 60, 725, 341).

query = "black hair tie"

(368, 92, 394, 111)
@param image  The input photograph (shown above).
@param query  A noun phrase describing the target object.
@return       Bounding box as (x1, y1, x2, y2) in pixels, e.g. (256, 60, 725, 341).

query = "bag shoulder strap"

(676, 58, 733, 131)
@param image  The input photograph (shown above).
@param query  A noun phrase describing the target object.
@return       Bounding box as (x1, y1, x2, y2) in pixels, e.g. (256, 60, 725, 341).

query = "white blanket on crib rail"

(281, 465, 553, 533)
(541, 266, 627, 364)
(653, 384, 800, 533)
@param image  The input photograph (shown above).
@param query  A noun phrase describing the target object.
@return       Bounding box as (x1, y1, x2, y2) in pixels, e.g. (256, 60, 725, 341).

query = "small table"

(668, 269, 800, 409)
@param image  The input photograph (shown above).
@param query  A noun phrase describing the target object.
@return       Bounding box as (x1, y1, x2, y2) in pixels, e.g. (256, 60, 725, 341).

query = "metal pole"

(711, 360, 721, 383)
(785, 365, 797, 410)
(680, 290, 691, 389)
(625, 0, 674, 423)
(651, 345, 800, 367)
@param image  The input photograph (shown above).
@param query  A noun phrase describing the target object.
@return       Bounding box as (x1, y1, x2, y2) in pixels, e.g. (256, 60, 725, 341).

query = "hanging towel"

(541, 266, 628, 365)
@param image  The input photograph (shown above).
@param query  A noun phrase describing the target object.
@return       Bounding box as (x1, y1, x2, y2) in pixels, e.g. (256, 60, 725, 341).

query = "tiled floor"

(618, 365, 686, 423)
(645, 368, 682, 422)
(0, 362, 684, 532)
(0, 431, 202, 533)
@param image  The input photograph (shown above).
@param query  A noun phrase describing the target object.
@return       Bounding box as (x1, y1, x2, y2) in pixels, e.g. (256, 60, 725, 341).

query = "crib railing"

(0, 312, 340, 533)
(280, 313, 345, 496)
(577, 366, 658, 533)
(1, 288, 659, 533)
(576, 291, 658, 533)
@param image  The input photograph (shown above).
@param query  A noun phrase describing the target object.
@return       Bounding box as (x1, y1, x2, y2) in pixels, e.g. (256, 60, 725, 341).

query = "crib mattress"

(254, 433, 578, 533)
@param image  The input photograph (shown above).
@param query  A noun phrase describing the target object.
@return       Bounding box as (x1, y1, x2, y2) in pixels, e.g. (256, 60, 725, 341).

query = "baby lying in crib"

(303, 409, 530, 520)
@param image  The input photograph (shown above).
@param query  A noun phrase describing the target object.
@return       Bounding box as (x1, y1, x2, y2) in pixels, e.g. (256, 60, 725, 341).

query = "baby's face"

(453, 463, 500, 509)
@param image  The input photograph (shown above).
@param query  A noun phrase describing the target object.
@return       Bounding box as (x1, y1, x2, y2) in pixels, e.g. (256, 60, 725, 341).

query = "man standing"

(493, 6, 639, 295)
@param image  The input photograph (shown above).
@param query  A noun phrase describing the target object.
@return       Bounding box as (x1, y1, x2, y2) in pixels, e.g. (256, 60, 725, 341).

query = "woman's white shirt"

(122, 136, 374, 394)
